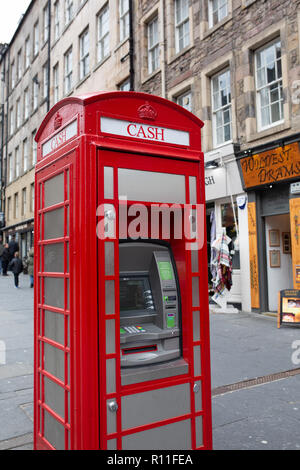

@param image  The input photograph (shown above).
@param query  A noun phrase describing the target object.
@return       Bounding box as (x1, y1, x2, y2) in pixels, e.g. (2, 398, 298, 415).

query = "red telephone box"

(34, 91, 212, 450)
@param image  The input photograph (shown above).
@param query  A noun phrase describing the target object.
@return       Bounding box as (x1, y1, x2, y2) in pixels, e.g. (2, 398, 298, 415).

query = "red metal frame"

(34, 91, 212, 450)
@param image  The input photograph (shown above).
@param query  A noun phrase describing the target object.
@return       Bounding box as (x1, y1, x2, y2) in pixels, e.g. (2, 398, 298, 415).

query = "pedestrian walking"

(27, 247, 34, 288)
(2, 243, 10, 276)
(0, 237, 4, 274)
(8, 234, 19, 261)
(8, 252, 23, 288)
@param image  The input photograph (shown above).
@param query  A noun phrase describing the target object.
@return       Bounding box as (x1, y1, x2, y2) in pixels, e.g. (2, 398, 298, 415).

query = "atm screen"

(119, 276, 154, 314)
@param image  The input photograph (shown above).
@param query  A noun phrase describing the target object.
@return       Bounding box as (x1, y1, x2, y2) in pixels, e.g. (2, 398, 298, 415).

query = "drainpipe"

(47, 0, 51, 112)
(129, 0, 134, 91)
(160, 0, 166, 99)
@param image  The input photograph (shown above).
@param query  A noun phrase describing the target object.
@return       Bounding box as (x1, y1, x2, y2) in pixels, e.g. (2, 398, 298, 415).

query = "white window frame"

(175, 0, 190, 54)
(255, 39, 283, 131)
(119, 0, 129, 42)
(64, 47, 73, 95)
(10, 107, 14, 136)
(8, 155, 13, 183)
(208, 0, 228, 28)
(32, 131, 37, 166)
(16, 98, 21, 128)
(14, 193, 19, 219)
(22, 188, 27, 216)
(11, 62, 15, 89)
(53, 63, 59, 104)
(33, 22, 39, 56)
(119, 78, 130, 91)
(17, 49, 22, 81)
(97, 4, 110, 63)
(30, 183, 35, 212)
(25, 37, 30, 69)
(43, 63, 49, 99)
(15, 147, 21, 179)
(79, 29, 89, 80)
(43, 4, 49, 43)
(24, 88, 29, 121)
(23, 138, 29, 173)
(33, 77, 39, 110)
(147, 16, 159, 75)
(176, 89, 192, 112)
(65, 0, 74, 25)
(211, 69, 232, 147)
(54, 1, 60, 40)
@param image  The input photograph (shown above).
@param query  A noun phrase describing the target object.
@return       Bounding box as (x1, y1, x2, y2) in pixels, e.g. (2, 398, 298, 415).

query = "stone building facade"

(1, 0, 300, 312)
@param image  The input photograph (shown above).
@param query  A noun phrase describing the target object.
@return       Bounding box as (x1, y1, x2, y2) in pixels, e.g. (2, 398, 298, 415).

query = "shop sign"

(42, 119, 78, 158)
(239, 142, 300, 189)
(100, 116, 190, 146)
(204, 167, 226, 200)
(278, 289, 300, 327)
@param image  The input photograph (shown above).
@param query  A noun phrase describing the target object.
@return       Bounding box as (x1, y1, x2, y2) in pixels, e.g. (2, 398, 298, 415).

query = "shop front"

(205, 143, 251, 312)
(238, 137, 300, 313)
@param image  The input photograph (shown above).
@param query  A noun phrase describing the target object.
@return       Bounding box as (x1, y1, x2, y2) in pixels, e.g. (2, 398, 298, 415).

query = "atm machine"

(119, 242, 188, 385)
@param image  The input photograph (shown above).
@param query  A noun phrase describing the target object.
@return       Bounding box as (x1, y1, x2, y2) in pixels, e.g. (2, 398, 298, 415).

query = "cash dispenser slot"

(119, 242, 189, 385)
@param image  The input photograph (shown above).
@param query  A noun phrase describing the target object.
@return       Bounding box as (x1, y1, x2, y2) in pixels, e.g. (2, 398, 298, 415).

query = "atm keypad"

(121, 326, 146, 334)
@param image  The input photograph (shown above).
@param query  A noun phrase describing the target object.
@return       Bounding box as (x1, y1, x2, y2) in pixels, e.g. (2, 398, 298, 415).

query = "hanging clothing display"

(211, 230, 233, 296)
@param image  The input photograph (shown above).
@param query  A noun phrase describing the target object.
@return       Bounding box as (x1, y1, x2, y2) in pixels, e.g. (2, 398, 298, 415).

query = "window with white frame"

(23, 138, 29, 173)
(97, 4, 110, 63)
(255, 40, 283, 130)
(64, 47, 73, 94)
(43, 4, 49, 43)
(54, 1, 60, 40)
(11, 61, 15, 90)
(33, 76, 39, 110)
(208, 0, 228, 28)
(8, 154, 13, 183)
(16, 98, 21, 128)
(176, 89, 192, 112)
(25, 37, 30, 69)
(7, 197, 11, 221)
(53, 63, 59, 103)
(15, 147, 21, 179)
(32, 130, 37, 166)
(10, 107, 14, 136)
(30, 183, 35, 212)
(22, 188, 27, 216)
(14, 193, 19, 219)
(175, 0, 190, 53)
(24, 88, 29, 120)
(33, 22, 39, 56)
(65, 0, 74, 25)
(43, 63, 49, 99)
(147, 16, 159, 74)
(119, 0, 129, 42)
(211, 69, 232, 147)
(119, 78, 130, 91)
(79, 29, 89, 80)
(17, 49, 22, 81)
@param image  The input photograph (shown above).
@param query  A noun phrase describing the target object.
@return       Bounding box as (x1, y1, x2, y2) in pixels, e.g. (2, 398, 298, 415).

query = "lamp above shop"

(205, 160, 219, 169)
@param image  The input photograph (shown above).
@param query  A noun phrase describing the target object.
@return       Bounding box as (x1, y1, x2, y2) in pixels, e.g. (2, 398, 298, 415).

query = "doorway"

(265, 214, 293, 311)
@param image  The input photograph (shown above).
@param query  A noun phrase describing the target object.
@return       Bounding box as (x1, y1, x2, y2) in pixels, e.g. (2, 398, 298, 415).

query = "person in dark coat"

(2, 244, 10, 276)
(8, 252, 23, 288)
(8, 234, 19, 261)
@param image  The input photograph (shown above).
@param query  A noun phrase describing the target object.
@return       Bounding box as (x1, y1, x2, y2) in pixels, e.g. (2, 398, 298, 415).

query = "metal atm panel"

(119, 242, 188, 385)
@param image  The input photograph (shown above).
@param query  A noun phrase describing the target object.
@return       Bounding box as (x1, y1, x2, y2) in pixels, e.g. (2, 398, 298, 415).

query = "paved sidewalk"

(0, 272, 300, 450)
(0, 273, 34, 450)
(210, 309, 300, 450)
